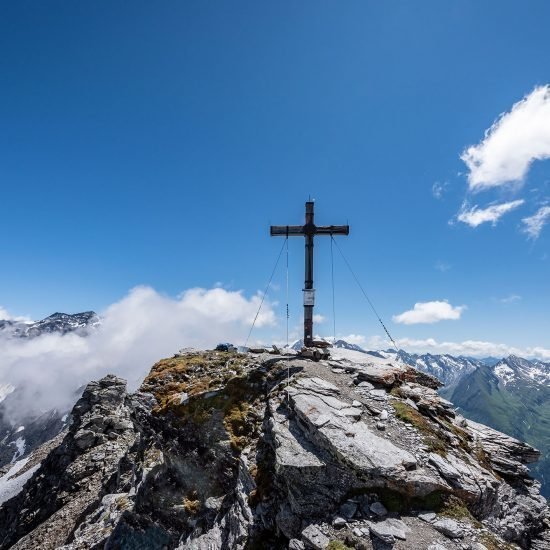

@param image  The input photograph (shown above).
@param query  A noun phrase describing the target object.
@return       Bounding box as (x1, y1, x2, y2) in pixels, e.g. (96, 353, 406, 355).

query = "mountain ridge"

(0, 349, 548, 549)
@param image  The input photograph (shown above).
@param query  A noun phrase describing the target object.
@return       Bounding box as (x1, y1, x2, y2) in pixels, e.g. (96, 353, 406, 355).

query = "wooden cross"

(270, 200, 349, 347)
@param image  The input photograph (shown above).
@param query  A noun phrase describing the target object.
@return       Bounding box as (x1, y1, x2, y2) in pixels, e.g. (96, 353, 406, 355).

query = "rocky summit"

(0, 350, 549, 549)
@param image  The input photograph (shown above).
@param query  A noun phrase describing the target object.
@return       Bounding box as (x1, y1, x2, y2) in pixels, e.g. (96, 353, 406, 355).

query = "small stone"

(418, 511, 436, 522)
(332, 516, 347, 528)
(427, 544, 448, 550)
(331, 368, 345, 374)
(288, 539, 306, 550)
(352, 400, 362, 407)
(339, 500, 358, 519)
(301, 525, 330, 549)
(74, 429, 96, 450)
(357, 381, 374, 389)
(370, 389, 387, 399)
(352, 527, 363, 537)
(376, 422, 386, 431)
(370, 501, 388, 517)
(379, 409, 389, 420)
(433, 518, 464, 539)
(369, 518, 410, 543)
(469, 543, 488, 550)
(405, 398, 419, 410)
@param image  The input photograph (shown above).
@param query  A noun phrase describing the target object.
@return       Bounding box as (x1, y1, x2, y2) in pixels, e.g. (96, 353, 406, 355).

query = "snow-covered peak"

(0, 311, 100, 339)
(493, 355, 550, 387)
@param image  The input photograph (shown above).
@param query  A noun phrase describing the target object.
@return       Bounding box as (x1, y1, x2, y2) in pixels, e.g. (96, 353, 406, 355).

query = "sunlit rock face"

(0, 349, 548, 550)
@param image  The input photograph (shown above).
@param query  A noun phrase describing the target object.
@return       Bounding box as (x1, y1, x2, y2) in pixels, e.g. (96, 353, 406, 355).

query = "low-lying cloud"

(392, 300, 465, 325)
(461, 85, 550, 191)
(0, 286, 275, 421)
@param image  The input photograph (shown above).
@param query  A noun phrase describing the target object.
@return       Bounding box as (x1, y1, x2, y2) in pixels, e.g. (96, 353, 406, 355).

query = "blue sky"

(1, 1, 549, 356)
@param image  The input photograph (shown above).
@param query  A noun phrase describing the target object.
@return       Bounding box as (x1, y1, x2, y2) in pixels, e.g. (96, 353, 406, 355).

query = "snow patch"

(0, 383, 15, 403)
(9, 437, 26, 462)
(0, 458, 40, 506)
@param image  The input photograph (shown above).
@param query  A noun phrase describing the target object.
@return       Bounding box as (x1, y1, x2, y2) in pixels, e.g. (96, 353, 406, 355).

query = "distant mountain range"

(449, 355, 550, 497)
(0, 311, 99, 472)
(0, 311, 99, 339)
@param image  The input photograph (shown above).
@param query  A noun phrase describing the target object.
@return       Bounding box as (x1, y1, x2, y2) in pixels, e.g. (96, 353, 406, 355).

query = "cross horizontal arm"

(315, 225, 350, 235)
(270, 225, 305, 236)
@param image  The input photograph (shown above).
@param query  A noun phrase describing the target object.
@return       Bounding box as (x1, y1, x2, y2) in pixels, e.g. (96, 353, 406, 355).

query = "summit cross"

(270, 201, 349, 347)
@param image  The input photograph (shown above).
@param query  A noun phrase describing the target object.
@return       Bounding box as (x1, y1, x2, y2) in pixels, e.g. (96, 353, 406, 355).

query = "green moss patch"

(327, 541, 353, 550)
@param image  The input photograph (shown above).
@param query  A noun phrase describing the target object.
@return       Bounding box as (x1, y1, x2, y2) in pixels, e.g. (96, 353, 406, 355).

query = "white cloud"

(394, 337, 550, 361)
(0, 307, 12, 321)
(432, 181, 448, 200)
(461, 85, 550, 190)
(457, 200, 524, 227)
(338, 334, 366, 345)
(313, 314, 325, 323)
(434, 261, 451, 272)
(0, 307, 31, 323)
(392, 300, 465, 325)
(521, 205, 550, 239)
(499, 294, 521, 304)
(366, 334, 550, 361)
(0, 286, 276, 421)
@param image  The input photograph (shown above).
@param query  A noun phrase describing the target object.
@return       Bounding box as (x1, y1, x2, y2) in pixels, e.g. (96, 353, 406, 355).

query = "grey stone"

(433, 518, 464, 538)
(427, 544, 448, 550)
(289, 539, 305, 550)
(379, 409, 389, 420)
(370, 501, 387, 517)
(405, 398, 419, 410)
(369, 518, 410, 543)
(74, 429, 96, 450)
(332, 516, 347, 528)
(301, 524, 330, 549)
(357, 381, 374, 389)
(418, 511, 436, 522)
(428, 453, 461, 480)
(339, 500, 358, 519)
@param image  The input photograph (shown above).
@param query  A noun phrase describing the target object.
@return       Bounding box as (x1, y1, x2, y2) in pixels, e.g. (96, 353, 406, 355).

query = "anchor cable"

(331, 236, 400, 353)
(330, 235, 336, 345)
(286, 235, 289, 348)
(244, 237, 288, 348)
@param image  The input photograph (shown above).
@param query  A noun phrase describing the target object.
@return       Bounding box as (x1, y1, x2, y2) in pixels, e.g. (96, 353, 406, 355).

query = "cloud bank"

(521, 205, 550, 239)
(366, 335, 550, 361)
(392, 300, 465, 325)
(461, 85, 550, 191)
(457, 200, 524, 227)
(0, 286, 275, 421)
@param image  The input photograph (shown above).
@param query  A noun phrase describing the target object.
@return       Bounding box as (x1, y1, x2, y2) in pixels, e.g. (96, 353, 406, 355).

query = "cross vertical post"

(270, 201, 349, 347)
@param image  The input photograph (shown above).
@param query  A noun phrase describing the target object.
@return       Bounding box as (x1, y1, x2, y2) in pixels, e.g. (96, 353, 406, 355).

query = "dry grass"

(183, 491, 201, 515)
(392, 401, 448, 456)
(142, 351, 248, 414)
(440, 495, 481, 528)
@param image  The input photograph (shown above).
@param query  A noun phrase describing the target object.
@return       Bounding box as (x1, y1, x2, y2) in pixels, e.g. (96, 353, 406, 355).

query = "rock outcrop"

(0, 350, 548, 549)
